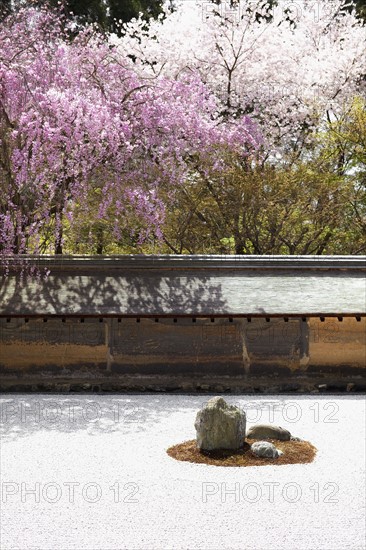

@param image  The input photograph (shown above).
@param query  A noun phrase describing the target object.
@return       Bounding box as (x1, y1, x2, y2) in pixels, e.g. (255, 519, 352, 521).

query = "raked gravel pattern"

(0, 394, 365, 550)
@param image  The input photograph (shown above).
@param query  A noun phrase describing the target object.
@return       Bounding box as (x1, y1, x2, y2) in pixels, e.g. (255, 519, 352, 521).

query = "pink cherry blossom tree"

(0, 5, 260, 259)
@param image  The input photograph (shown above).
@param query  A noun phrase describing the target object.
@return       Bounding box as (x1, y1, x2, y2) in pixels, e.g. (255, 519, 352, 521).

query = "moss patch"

(167, 438, 317, 467)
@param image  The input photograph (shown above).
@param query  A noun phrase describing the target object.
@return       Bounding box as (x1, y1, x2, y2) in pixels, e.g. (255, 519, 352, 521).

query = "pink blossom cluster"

(0, 6, 260, 258)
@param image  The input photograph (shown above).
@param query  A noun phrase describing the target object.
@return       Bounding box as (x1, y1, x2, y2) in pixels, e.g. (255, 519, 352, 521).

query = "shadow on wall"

(0, 269, 228, 316)
(1, 266, 365, 317)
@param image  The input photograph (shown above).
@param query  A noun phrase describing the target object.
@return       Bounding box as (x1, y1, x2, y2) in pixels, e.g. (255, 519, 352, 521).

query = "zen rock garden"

(167, 396, 315, 466)
(195, 396, 291, 459)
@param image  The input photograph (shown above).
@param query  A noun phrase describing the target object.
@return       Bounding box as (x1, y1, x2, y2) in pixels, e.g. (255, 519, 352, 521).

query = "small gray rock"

(247, 424, 291, 441)
(251, 441, 283, 459)
(195, 396, 246, 451)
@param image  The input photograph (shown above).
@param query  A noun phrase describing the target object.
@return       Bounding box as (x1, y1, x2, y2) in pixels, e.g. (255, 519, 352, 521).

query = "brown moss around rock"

(167, 438, 317, 467)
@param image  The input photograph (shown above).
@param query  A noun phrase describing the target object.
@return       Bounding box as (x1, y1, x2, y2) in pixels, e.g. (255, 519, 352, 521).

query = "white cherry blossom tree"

(118, 0, 366, 156)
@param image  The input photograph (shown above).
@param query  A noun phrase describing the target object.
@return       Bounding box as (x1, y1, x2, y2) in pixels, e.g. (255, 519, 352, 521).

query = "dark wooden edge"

(1, 254, 366, 271)
(0, 313, 364, 319)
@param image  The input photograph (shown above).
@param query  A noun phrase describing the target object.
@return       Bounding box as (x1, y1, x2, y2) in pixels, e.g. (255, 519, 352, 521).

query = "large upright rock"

(195, 397, 246, 451)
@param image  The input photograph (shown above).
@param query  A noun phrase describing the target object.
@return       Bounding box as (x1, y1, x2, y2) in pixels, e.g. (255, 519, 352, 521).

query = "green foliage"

(62, 181, 160, 255)
(66, 0, 108, 28)
(2, 0, 164, 29)
(159, 159, 353, 255)
(108, 0, 164, 33)
(156, 97, 366, 256)
(352, 0, 366, 20)
(323, 97, 366, 172)
(320, 97, 366, 252)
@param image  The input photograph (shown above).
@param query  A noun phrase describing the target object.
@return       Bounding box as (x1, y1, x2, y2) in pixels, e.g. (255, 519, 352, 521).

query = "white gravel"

(0, 394, 365, 550)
